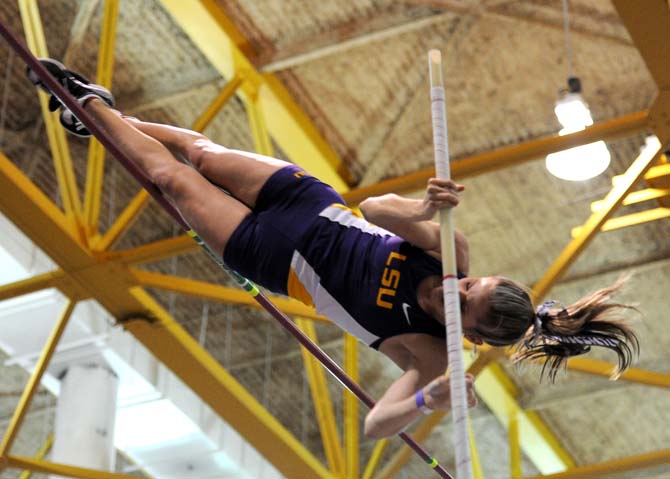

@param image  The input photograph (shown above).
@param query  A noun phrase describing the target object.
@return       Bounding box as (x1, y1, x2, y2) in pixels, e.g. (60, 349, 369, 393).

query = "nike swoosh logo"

(402, 302, 412, 326)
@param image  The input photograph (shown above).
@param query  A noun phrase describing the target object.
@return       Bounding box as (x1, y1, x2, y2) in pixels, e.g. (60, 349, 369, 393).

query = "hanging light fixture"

(545, 0, 611, 181)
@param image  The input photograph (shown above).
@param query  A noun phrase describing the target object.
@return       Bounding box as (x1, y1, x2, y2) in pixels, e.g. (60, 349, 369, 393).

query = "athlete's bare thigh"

(191, 140, 292, 208)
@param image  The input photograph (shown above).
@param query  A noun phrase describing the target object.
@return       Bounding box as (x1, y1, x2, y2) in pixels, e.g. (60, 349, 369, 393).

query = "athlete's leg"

(122, 118, 291, 208)
(85, 99, 250, 254)
(26, 59, 261, 253)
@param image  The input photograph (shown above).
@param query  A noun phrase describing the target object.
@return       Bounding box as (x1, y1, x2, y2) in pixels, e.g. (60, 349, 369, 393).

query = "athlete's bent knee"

(186, 136, 219, 169)
(152, 162, 195, 198)
(188, 138, 235, 178)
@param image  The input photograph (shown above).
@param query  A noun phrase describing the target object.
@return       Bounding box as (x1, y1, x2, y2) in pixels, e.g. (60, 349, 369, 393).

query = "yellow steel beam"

(611, 1, 670, 138)
(362, 440, 389, 479)
(158, 0, 352, 189)
(97, 73, 245, 251)
(475, 363, 574, 474)
(0, 154, 82, 256)
(17, 434, 53, 479)
(192, 73, 245, 133)
(124, 290, 333, 478)
(245, 87, 274, 157)
(296, 319, 345, 477)
(93, 190, 150, 251)
(0, 152, 331, 478)
(646, 155, 670, 209)
(468, 418, 484, 479)
(509, 413, 522, 479)
(18, 0, 82, 225)
(527, 449, 670, 479)
(83, 0, 119, 237)
(376, 348, 505, 478)
(612, 1, 670, 90)
(343, 333, 359, 479)
(612, 162, 670, 186)
(101, 234, 198, 265)
(377, 412, 447, 478)
(468, 419, 483, 479)
(590, 187, 670, 212)
(470, 344, 670, 388)
(91, 0, 118, 90)
(132, 269, 328, 322)
(566, 357, 670, 387)
(571, 206, 670, 236)
(0, 300, 76, 457)
(6, 455, 141, 479)
(532, 138, 664, 300)
(467, 345, 508, 376)
(342, 111, 649, 205)
(0, 270, 70, 302)
(473, 345, 670, 388)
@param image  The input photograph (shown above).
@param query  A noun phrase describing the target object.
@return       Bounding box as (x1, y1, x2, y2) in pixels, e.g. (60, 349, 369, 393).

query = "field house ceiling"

(0, 0, 669, 478)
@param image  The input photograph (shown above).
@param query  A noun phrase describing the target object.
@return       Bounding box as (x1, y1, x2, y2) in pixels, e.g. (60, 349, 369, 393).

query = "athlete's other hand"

(422, 178, 464, 218)
(423, 373, 477, 410)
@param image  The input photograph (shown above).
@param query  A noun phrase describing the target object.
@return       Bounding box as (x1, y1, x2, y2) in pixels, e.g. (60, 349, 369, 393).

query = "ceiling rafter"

(259, 0, 632, 73)
(259, 8, 454, 73)
(61, 0, 101, 65)
(132, 269, 328, 322)
(359, 11, 483, 187)
(344, 111, 648, 205)
(158, 0, 354, 189)
(527, 449, 670, 479)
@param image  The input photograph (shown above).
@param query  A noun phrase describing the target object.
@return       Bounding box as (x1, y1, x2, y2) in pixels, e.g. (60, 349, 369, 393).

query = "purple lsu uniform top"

(224, 165, 465, 349)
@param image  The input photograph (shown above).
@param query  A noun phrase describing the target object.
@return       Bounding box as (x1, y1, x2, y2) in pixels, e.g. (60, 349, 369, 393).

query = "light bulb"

(553, 93, 593, 132)
(546, 89, 610, 181)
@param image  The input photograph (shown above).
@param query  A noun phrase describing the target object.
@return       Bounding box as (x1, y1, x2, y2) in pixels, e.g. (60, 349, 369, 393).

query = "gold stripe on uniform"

(287, 267, 314, 306)
(330, 202, 363, 218)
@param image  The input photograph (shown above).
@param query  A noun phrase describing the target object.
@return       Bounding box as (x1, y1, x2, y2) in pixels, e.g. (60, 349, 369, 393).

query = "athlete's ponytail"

(514, 276, 639, 381)
(475, 276, 639, 381)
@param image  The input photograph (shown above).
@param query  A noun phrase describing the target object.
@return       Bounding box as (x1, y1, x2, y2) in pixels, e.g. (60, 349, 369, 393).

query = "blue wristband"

(415, 389, 433, 415)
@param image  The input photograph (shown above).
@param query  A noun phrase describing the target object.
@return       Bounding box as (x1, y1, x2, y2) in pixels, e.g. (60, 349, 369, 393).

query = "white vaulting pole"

(428, 49, 473, 479)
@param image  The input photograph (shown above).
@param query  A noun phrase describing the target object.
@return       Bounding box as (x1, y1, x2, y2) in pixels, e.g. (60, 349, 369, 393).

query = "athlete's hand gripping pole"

(429, 49, 474, 479)
(0, 18, 456, 479)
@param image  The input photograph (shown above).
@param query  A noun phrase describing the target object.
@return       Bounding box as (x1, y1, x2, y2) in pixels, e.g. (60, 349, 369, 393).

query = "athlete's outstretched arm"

(360, 178, 469, 273)
(364, 364, 430, 439)
(363, 357, 476, 439)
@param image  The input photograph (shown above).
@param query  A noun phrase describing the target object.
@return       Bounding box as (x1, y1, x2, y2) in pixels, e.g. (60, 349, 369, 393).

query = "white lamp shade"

(545, 140, 611, 181)
(547, 90, 611, 181)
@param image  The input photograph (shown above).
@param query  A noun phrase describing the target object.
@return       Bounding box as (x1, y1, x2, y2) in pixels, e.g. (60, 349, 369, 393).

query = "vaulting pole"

(429, 49, 473, 479)
(0, 20, 454, 479)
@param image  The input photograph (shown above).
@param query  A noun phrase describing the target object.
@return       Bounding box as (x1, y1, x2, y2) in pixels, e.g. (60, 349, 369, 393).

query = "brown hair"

(474, 276, 639, 381)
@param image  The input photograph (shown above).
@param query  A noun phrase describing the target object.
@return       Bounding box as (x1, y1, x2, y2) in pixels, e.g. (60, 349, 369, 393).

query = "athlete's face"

(429, 276, 500, 345)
